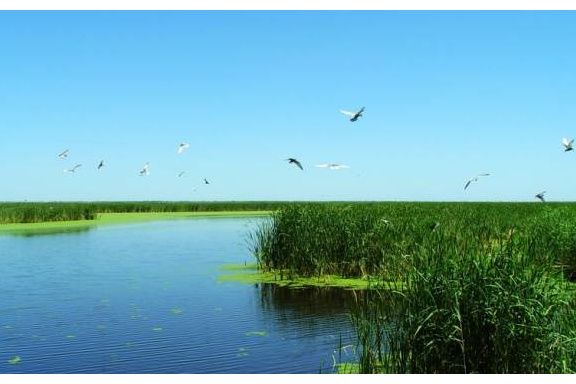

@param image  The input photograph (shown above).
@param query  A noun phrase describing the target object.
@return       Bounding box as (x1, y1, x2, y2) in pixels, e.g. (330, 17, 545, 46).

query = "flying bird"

(562, 138, 574, 152)
(339, 107, 365, 122)
(204, 178, 210, 185)
(177, 142, 190, 154)
(58, 149, 69, 160)
(178, 171, 185, 178)
(139, 163, 150, 176)
(464, 173, 490, 190)
(64, 164, 82, 173)
(316, 163, 350, 170)
(535, 191, 546, 203)
(97, 160, 105, 170)
(286, 158, 304, 170)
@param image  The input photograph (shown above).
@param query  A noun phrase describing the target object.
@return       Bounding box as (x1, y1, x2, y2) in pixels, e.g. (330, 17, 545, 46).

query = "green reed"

(250, 202, 576, 373)
(0, 201, 289, 224)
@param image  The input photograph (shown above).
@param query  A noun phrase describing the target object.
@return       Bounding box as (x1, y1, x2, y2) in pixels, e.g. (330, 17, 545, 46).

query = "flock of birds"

(283, 107, 573, 203)
(56, 105, 573, 203)
(57, 142, 211, 191)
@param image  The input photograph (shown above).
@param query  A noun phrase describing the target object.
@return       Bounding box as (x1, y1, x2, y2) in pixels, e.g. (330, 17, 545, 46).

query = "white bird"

(339, 107, 365, 122)
(64, 164, 82, 173)
(316, 163, 351, 170)
(464, 173, 490, 190)
(58, 149, 69, 160)
(562, 138, 574, 152)
(177, 143, 190, 154)
(535, 191, 546, 203)
(139, 163, 150, 176)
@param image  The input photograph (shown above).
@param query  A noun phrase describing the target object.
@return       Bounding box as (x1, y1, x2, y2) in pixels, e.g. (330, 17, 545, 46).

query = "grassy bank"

(0, 211, 271, 235)
(0, 201, 288, 224)
(249, 202, 576, 373)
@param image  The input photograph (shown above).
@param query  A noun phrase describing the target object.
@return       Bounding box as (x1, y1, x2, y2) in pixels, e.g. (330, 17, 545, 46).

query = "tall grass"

(0, 201, 288, 224)
(250, 202, 576, 373)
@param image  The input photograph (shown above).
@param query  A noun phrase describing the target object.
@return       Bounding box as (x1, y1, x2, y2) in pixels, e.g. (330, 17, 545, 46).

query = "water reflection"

(4, 226, 93, 237)
(254, 283, 361, 371)
(256, 283, 364, 316)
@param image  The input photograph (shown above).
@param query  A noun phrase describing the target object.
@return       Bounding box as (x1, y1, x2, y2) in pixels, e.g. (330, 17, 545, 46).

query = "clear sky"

(1, 10, 575, 202)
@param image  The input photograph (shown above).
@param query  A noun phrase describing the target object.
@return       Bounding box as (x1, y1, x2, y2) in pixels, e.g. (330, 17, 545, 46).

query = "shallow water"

(0, 218, 356, 373)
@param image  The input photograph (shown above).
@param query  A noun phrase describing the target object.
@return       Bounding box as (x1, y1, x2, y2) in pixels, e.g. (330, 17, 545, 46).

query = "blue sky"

(0, 11, 575, 201)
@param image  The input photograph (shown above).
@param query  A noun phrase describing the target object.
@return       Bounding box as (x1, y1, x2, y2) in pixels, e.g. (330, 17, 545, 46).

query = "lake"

(0, 217, 357, 373)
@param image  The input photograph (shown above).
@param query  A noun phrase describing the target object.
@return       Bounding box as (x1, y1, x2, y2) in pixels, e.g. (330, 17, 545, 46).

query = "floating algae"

(152, 327, 163, 332)
(218, 264, 389, 290)
(170, 308, 184, 315)
(8, 356, 21, 365)
(237, 347, 250, 357)
(245, 331, 268, 337)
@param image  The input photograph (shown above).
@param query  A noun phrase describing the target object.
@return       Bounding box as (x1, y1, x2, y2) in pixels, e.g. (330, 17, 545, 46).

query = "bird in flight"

(316, 163, 350, 170)
(139, 163, 150, 176)
(58, 149, 69, 160)
(97, 160, 105, 170)
(339, 107, 365, 122)
(177, 143, 190, 154)
(464, 173, 490, 190)
(286, 158, 304, 170)
(203, 178, 210, 184)
(64, 164, 82, 173)
(535, 191, 546, 203)
(562, 138, 574, 152)
(178, 171, 186, 178)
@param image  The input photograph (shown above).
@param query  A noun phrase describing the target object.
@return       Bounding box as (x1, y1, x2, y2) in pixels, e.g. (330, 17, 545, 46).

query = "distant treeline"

(0, 201, 295, 224)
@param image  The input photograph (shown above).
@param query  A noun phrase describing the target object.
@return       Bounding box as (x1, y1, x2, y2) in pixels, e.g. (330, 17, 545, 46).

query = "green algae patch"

(245, 331, 268, 337)
(0, 211, 272, 236)
(218, 263, 400, 290)
(170, 307, 184, 315)
(152, 327, 163, 332)
(8, 356, 21, 365)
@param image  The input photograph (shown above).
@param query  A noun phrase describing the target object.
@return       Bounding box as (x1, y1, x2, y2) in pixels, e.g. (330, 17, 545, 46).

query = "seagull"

(204, 178, 210, 185)
(535, 191, 546, 203)
(177, 142, 190, 154)
(286, 158, 304, 170)
(562, 138, 574, 152)
(339, 107, 365, 122)
(139, 163, 150, 176)
(316, 163, 350, 170)
(464, 173, 490, 190)
(97, 160, 105, 170)
(64, 164, 82, 173)
(178, 171, 185, 178)
(58, 149, 69, 160)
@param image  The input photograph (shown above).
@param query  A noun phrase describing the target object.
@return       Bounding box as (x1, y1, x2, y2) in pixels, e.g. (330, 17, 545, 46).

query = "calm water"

(0, 218, 357, 373)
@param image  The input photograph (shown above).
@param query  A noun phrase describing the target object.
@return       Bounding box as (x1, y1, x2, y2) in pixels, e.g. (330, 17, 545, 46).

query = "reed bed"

(250, 202, 576, 373)
(0, 201, 289, 224)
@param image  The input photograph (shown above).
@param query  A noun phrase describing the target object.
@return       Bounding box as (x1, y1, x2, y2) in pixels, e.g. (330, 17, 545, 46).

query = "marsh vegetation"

(251, 202, 576, 373)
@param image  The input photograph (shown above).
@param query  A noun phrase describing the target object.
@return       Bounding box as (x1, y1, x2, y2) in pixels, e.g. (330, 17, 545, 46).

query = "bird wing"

(339, 110, 355, 118)
(356, 107, 365, 114)
(177, 143, 189, 154)
(73, 164, 82, 170)
(58, 150, 69, 158)
(562, 138, 571, 146)
(479, 173, 490, 177)
(294, 160, 303, 170)
(464, 180, 472, 190)
(315, 164, 330, 168)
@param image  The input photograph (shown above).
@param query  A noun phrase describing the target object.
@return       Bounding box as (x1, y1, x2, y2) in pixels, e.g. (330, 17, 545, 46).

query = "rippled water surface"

(0, 218, 356, 373)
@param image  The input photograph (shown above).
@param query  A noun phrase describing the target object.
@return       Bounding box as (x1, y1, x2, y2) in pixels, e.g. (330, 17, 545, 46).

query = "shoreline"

(0, 211, 272, 234)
